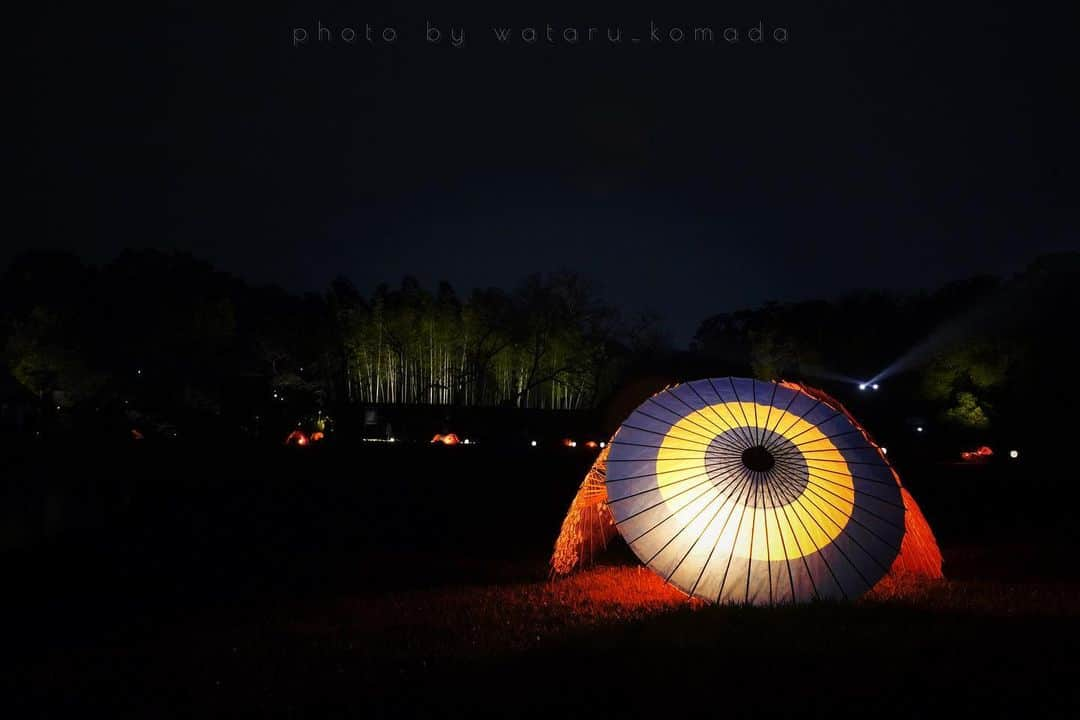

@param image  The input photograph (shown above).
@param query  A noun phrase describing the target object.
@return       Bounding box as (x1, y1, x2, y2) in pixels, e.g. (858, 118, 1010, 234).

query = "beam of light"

(790, 364, 864, 385)
(865, 279, 1026, 384)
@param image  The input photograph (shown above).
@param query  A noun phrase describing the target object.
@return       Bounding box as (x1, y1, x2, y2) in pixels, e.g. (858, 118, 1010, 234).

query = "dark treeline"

(0, 250, 657, 427)
(2, 249, 1078, 452)
(688, 252, 1080, 454)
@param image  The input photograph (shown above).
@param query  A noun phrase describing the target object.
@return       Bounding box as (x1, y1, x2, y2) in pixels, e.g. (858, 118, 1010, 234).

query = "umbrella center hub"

(741, 445, 775, 473)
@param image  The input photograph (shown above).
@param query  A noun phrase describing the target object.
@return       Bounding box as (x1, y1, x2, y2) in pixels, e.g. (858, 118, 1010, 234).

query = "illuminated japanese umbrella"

(606, 377, 909, 605)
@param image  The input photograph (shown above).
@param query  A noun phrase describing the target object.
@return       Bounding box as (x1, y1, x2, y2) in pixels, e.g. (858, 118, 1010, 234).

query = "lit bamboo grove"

(332, 274, 618, 408)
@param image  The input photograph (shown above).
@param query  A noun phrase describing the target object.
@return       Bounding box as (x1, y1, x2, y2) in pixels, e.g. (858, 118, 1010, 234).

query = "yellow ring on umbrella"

(653, 402, 854, 562)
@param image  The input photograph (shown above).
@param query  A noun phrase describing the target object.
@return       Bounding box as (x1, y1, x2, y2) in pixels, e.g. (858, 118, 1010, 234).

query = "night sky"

(16, 2, 1078, 344)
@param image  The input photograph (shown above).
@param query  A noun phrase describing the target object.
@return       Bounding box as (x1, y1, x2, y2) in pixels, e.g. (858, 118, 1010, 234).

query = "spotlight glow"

(916, 426, 924, 433)
(530, 440, 537, 447)
(858, 383, 867, 391)
(871, 383, 880, 390)
(1009, 449, 1019, 459)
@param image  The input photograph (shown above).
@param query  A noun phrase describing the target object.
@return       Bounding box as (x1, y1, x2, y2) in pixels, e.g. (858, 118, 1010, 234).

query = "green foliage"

(943, 391, 991, 429)
(334, 272, 616, 408)
(922, 341, 1009, 429)
(5, 306, 103, 402)
(748, 328, 810, 381)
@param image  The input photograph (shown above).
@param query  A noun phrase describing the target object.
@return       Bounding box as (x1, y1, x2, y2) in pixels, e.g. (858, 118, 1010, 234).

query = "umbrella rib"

(729, 377, 760, 449)
(751, 380, 761, 447)
(764, 385, 800, 444)
(631, 404, 738, 445)
(769, 472, 841, 600)
(800, 474, 906, 540)
(644, 466, 745, 568)
(687, 464, 754, 598)
(659, 387, 736, 442)
(706, 378, 759, 451)
(792, 484, 896, 581)
(619, 419, 744, 453)
(685, 381, 753, 451)
(806, 461, 905, 488)
(643, 395, 725, 439)
(667, 384, 740, 441)
(646, 396, 735, 448)
(760, 472, 790, 604)
(761, 398, 824, 454)
(744, 470, 760, 603)
(663, 466, 752, 586)
(761, 381, 779, 454)
(769, 428, 866, 457)
(767, 477, 812, 602)
(607, 452, 893, 476)
(716, 465, 757, 605)
(777, 480, 858, 600)
(610, 439, 717, 453)
(610, 439, 745, 456)
(797, 446, 884, 455)
(607, 459, 740, 506)
(626, 464, 748, 544)
(769, 460, 907, 541)
(615, 451, 746, 508)
(769, 469, 907, 528)
(801, 470, 907, 512)
(606, 458, 720, 485)
(770, 466, 895, 580)
(802, 456, 889, 467)
(765, 410, 845, 452)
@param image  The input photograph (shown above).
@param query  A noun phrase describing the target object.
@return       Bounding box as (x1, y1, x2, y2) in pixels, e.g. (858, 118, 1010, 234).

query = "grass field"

(5, 441, 1079, 717)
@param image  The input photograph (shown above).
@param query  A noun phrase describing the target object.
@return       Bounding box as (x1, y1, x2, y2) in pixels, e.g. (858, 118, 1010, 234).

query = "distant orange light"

(285, 430, 309, 446)
(431, 433, 460, 445)
(311, 431, 325, 442)
(562, 438, 577, 448)
(131, 428, 144, 440)
(584, 440, 599, 449)
(960, 445, 993, 461)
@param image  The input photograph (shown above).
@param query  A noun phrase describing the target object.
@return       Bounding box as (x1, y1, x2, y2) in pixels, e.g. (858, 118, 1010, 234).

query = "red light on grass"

(960, 445, 993, 461)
